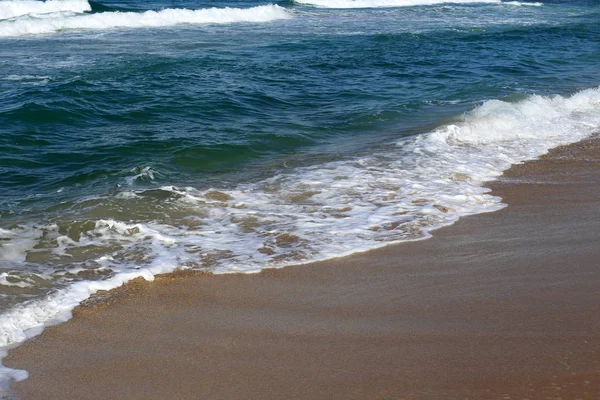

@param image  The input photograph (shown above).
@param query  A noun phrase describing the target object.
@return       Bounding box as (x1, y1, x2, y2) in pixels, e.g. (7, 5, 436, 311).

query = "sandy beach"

(5, 139, 600, 399)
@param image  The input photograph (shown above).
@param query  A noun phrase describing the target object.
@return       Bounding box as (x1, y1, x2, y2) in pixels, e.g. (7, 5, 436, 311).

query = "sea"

(0, 0, 599, 391)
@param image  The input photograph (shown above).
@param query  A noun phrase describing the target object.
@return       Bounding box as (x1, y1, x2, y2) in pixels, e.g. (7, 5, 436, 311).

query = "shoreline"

(5, 138, 600, 399)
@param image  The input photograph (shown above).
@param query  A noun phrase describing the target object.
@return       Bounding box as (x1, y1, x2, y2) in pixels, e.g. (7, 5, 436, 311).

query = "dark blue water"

(1, 0, 598, 212)
(0, 0, 599, 377)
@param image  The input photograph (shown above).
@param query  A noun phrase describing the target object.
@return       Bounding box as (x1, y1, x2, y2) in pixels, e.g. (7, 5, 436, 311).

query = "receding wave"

(292, 0, 501, 8)
(1, 88, 599, 388)
(0, 4, 290, 37)
(0, 0, 91, 20)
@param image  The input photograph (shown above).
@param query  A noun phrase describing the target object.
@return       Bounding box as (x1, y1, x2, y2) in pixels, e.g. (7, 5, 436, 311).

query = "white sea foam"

(0, 4, 289, 37)
(0, 0, 90, 20)
(0, 227, 41, 265)
(0, 274, 33, 288)
(1, 88, 600, 391)
(293, 0, 500, 8)
(124, 166, 161, 185)
(502, 1, 542, 6)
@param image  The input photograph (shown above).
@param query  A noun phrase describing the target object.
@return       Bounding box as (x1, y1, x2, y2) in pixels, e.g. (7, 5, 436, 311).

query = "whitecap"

(293, 0, 500, 8)
(0, 4, 290, 37)
(0, 0, 90, 20)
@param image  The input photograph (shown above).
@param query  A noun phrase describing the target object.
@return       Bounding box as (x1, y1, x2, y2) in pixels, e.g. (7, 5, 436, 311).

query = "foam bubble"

(293, 0, 500, 8)
(0, 0, 90, 20)
(0, 4, 290, 37)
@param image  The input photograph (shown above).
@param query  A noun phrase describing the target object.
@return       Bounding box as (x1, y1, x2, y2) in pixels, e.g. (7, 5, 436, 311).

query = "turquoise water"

(0, 0, 599, 383)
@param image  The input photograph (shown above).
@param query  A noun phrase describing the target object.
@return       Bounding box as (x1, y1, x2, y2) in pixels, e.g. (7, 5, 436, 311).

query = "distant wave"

(293, 0, 502, 7)
(0, 4, 290, 37)
(0, 0, 91, 20)
(502, 1, 542, 5)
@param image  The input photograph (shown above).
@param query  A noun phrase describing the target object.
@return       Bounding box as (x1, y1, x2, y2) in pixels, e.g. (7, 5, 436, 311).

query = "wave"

(0, 0, 91, 20)
(0, 4, 290, 37)
(88, 0, 137, 13)
(502, 1, 543, 5)
(1, 87, 600, 391)
(292, 0, 501, 8)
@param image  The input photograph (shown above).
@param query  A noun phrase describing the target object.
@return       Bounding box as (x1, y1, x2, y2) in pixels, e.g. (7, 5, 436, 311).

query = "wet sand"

(5, 139, 600, 399)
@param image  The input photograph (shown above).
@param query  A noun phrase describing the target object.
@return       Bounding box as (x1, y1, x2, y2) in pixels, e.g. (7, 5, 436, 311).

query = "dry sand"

(5, 139, 600, 400)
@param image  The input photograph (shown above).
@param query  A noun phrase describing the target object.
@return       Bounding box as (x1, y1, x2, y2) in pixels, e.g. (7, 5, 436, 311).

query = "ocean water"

(0, 0, 599, 389)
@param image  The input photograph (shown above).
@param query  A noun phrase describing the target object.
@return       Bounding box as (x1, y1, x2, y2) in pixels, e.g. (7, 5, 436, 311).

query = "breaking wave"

(0, 4, 289, 37)
(292, 0, 502, 8)
(0, 0, 91, 20)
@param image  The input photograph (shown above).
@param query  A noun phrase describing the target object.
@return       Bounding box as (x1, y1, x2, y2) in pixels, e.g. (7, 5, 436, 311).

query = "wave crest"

(0, 4, 289, 37)
(0, 0, 91, 20)
(293, 0, 500, 8)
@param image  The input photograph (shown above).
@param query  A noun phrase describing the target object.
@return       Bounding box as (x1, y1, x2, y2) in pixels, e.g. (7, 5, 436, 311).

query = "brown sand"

(5, 140, 600, 400)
